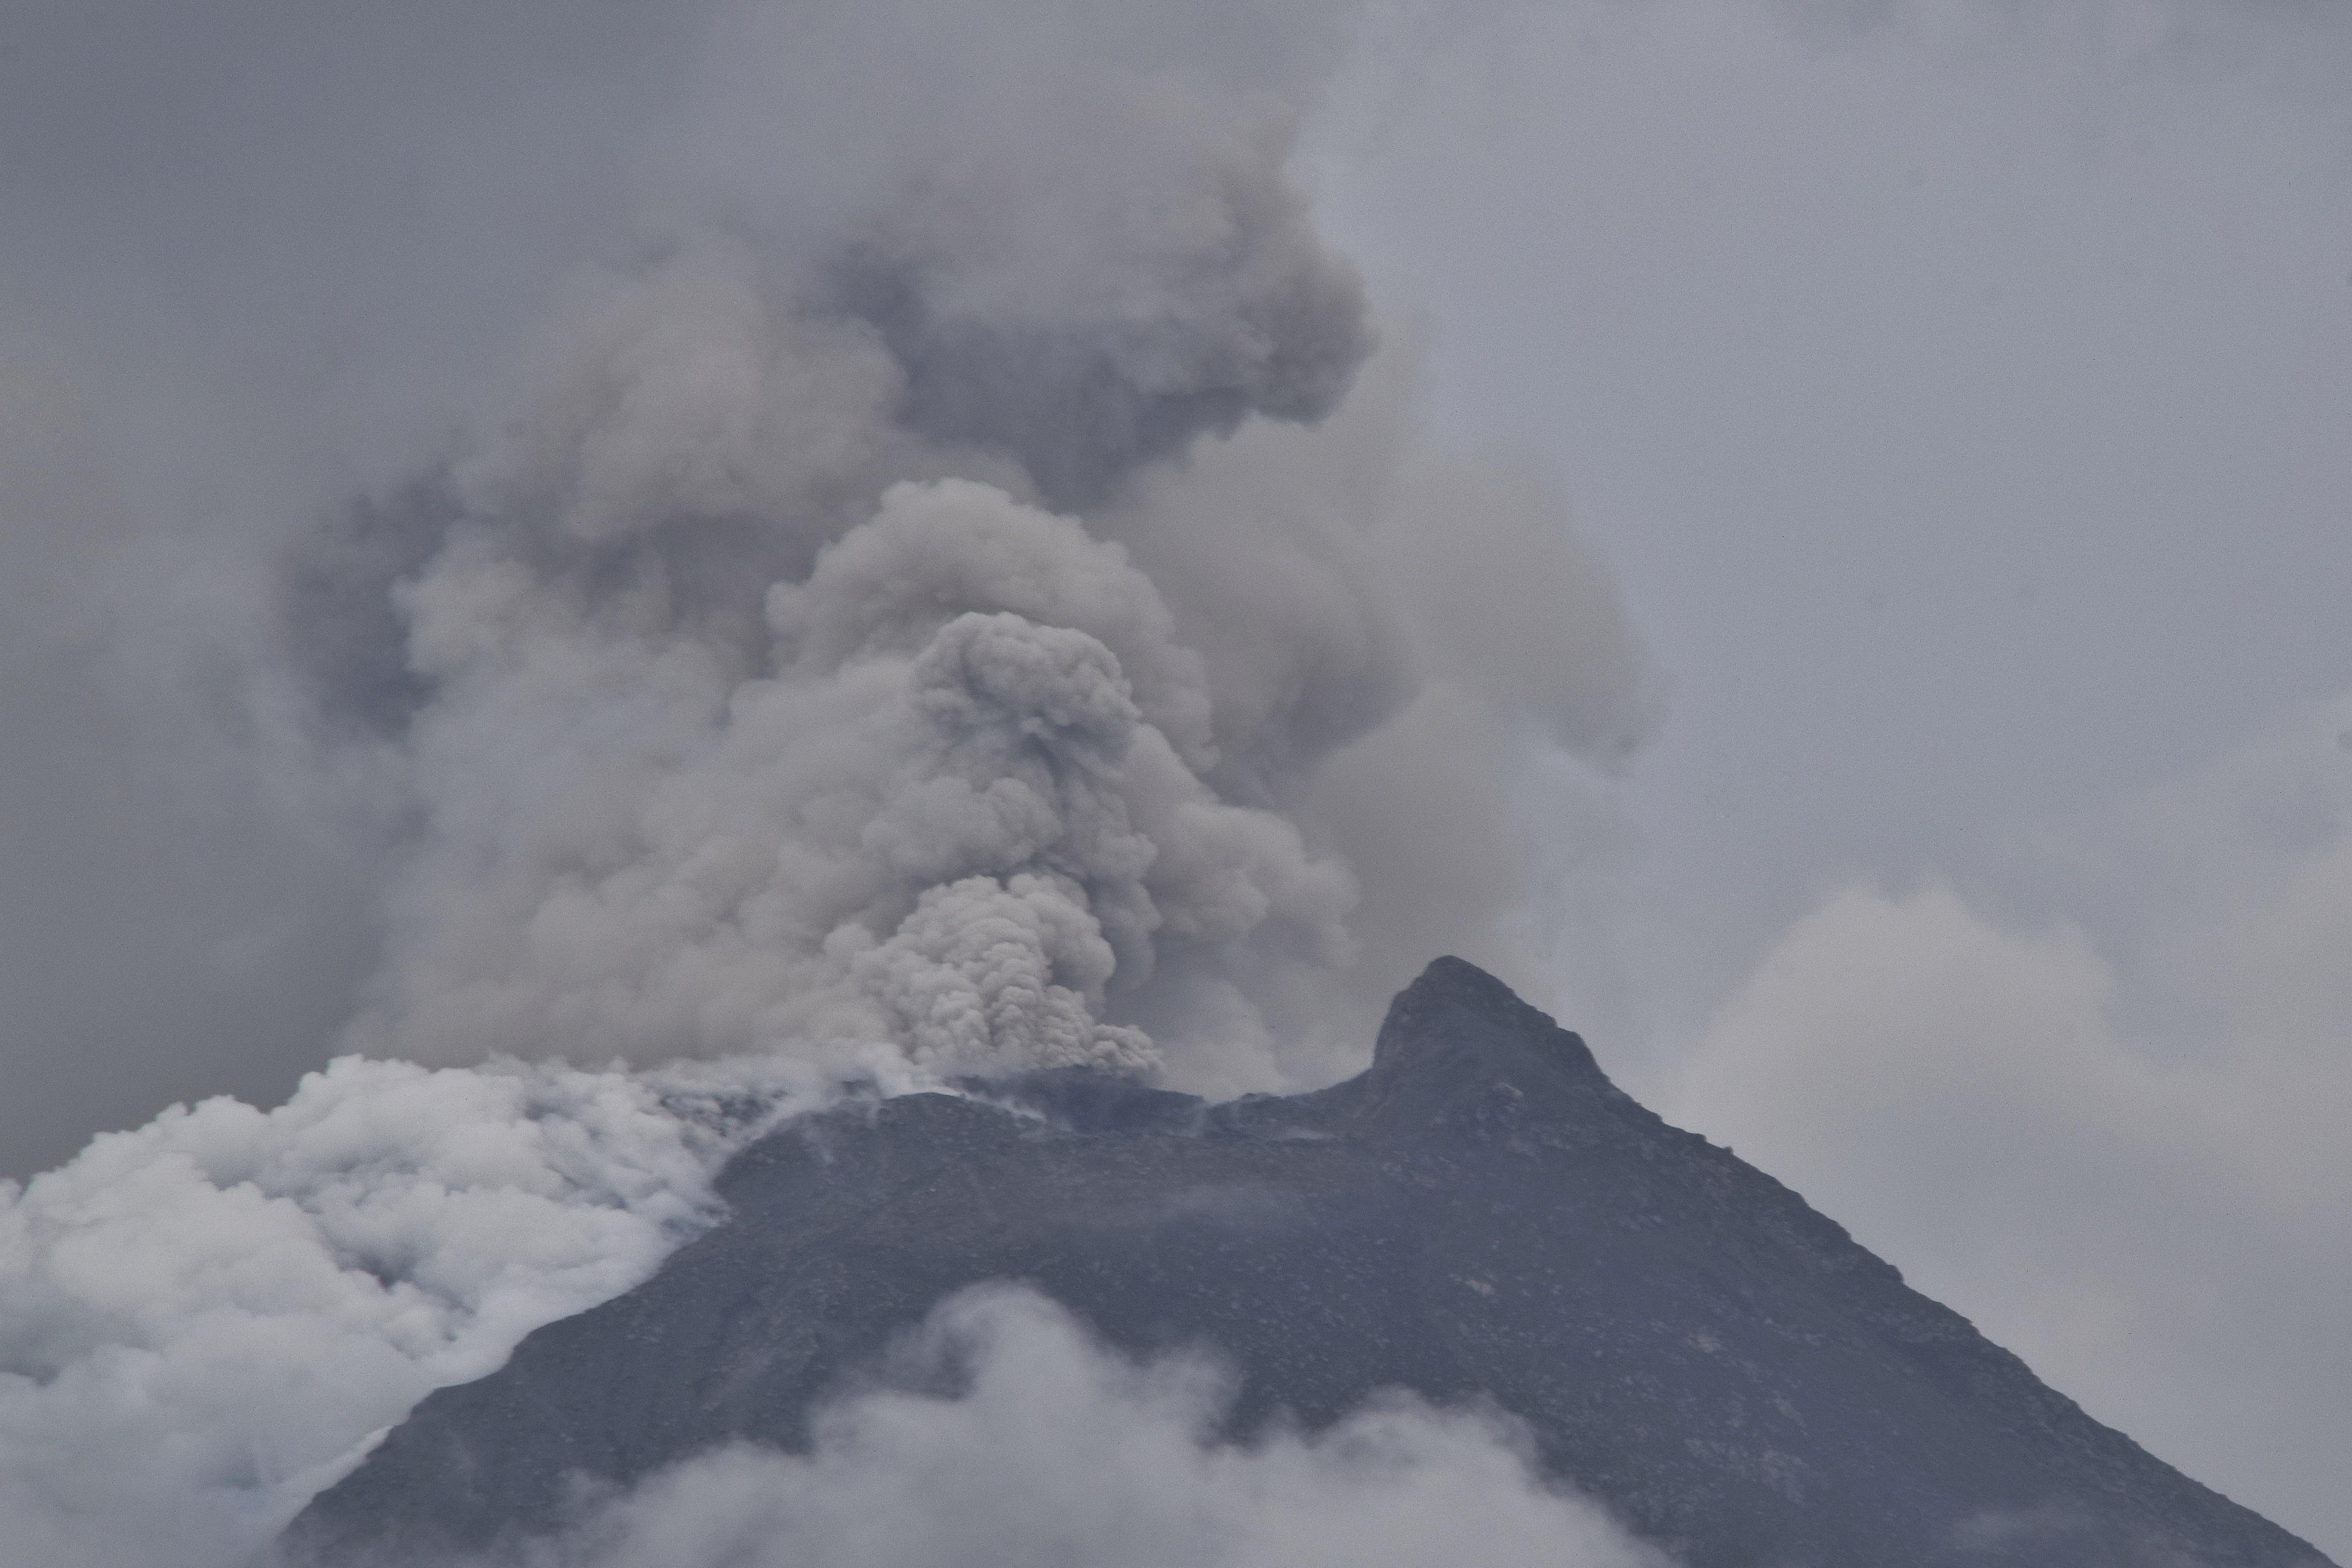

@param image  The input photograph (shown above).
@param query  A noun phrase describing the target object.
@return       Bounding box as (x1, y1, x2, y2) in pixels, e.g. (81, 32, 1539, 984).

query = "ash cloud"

(274, 0, 1650, 1095)
(352, 467, 1359, 1084)
(0, 0, 1656, 1154)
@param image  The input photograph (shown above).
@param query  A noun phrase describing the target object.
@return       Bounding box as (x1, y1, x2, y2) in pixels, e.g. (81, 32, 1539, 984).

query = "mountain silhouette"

(284, 958, 2333, 1567)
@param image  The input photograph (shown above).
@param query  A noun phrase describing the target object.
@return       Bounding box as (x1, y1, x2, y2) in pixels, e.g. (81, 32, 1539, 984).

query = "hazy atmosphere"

(1, 1, 2346, 1563)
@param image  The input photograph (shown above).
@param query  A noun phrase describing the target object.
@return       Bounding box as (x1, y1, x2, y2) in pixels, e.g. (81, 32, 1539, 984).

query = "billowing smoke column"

(292, 48, 1650, 1094)
(347, 445, 1360, 1082)
(0, 3, 1653, 1562)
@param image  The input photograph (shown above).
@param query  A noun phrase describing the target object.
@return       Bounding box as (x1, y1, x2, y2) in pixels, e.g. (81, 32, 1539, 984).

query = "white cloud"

(513, 1285, 1669, 1568)
(0, 1054, 801, 1568)
(1668, 703, 2352, 1559)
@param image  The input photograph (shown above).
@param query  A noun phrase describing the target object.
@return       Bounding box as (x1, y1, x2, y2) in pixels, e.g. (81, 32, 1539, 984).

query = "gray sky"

(1314, 0, 2352, 1045)
(1, 0, 2346, 1560)
(1307, 2, 2352, 1552)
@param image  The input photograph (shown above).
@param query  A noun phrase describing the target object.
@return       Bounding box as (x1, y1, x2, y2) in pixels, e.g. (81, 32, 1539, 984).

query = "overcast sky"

(1311, 0, 2352, 1042)
(1, 0, 2346, 1560)
(1307, 3, 2352, 1552)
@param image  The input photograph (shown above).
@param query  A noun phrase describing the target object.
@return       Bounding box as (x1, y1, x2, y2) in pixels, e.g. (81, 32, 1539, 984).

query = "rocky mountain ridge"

(284, 958, 2333, 1567)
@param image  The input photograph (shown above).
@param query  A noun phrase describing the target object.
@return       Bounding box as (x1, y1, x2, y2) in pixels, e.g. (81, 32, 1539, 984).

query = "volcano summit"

(283, 959, 2330, 1568)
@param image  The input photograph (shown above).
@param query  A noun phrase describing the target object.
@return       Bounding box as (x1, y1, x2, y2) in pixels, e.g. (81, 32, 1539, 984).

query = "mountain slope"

(284, 958, 2332, 1567)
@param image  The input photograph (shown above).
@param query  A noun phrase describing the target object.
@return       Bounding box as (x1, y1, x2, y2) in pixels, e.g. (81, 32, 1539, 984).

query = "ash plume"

(281, 1, 1652, 1095)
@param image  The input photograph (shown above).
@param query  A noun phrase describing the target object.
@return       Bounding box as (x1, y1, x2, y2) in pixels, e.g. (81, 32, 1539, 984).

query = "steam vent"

(285, 959, 2334, 1568)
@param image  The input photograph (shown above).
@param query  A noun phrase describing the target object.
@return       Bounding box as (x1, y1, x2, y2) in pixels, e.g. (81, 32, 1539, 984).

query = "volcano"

(283, 959, 2331, 1567)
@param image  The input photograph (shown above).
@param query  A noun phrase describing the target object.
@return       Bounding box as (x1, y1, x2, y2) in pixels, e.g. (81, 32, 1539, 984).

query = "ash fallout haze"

(0, 1, 2346, 1566)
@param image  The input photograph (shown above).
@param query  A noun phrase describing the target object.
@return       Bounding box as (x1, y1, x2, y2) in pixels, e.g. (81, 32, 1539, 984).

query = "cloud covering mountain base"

(456, 1287, 1665, 1568)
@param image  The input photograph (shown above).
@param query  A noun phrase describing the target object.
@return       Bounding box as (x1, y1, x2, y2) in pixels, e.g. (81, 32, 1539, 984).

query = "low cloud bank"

(495, 1286, 1668, 1568)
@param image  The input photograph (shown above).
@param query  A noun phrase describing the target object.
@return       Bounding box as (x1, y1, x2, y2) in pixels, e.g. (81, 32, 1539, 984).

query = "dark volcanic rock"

(285, 959, 2332, 1567)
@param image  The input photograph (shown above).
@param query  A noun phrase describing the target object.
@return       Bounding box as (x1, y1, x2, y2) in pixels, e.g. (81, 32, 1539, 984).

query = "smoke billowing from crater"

(283, 6, 1651, 1095)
